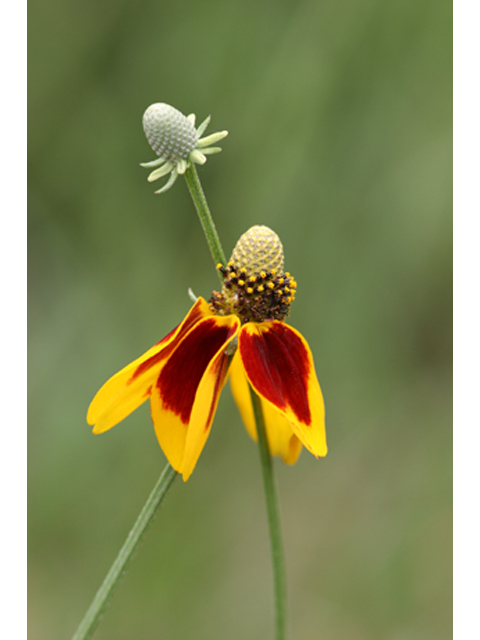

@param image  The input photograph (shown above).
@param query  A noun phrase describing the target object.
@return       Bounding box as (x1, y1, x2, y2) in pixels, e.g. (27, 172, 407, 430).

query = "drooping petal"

(238, 322, 327, 457)
(150, 314, 240, 480)
(87, 297, 213, 434)
(229, 352, 302, 464)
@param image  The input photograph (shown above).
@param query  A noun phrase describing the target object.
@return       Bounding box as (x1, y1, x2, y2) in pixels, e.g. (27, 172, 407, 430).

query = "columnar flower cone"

(87, 226, 327, 480)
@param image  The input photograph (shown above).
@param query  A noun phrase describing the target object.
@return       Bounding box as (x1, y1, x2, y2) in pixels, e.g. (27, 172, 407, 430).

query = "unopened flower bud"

(140, 102, 228, 194)
(143, 103, 199, 162)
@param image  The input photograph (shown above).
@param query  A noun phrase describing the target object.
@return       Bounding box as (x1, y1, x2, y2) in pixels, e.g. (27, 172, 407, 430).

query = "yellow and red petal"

(150, 314, 240, 481)
(238, 321, 327, 458)
(229, 352, 302, 464)
(87, 297, 213, 434)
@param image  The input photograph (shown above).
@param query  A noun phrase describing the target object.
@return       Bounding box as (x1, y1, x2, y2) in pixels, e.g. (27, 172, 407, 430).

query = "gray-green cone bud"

(143, 103, 198, 161)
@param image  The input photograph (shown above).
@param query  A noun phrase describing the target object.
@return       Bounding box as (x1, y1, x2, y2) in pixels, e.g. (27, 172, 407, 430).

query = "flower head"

(87, 226, 327, 480)
(141, 103, 228, 194)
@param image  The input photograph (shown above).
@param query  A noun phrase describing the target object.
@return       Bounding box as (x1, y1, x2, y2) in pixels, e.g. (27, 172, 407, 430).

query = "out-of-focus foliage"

(28, 0, 451, 638)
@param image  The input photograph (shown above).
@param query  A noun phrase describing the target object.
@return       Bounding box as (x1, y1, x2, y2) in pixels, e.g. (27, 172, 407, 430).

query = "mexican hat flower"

(87, 226, 327, 480)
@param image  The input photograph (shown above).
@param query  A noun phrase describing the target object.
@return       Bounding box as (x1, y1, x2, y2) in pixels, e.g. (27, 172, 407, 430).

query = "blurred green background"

(28, 0, 452, 638)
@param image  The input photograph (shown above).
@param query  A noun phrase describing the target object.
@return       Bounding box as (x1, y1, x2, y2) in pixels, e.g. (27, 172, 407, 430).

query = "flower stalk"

(184, 163, 227, 275)
(71, 464, 177, 640)
(250, 386, 288, 640)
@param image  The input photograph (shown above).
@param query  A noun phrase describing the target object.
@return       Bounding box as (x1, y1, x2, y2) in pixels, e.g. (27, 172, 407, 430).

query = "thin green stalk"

(250, 386, 288, 640)
(184, 163, 227, 276)
(72, 463, 178, 640)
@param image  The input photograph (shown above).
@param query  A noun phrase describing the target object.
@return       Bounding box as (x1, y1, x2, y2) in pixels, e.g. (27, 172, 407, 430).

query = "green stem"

(72, 463, 178, 640)
(184, 163, 227, 277)
(249, 386, 288, 640)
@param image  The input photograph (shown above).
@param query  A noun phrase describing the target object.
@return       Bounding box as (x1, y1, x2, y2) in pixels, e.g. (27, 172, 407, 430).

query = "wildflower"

(87, 226, 327, 480)
(141, 103, 228, 194)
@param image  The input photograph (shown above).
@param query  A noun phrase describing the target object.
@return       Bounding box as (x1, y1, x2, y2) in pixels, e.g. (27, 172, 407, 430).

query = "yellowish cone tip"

(230, 225, 284, 276)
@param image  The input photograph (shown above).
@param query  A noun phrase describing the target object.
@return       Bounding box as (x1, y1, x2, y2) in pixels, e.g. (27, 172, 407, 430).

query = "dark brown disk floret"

(209, 263, 297, 324)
